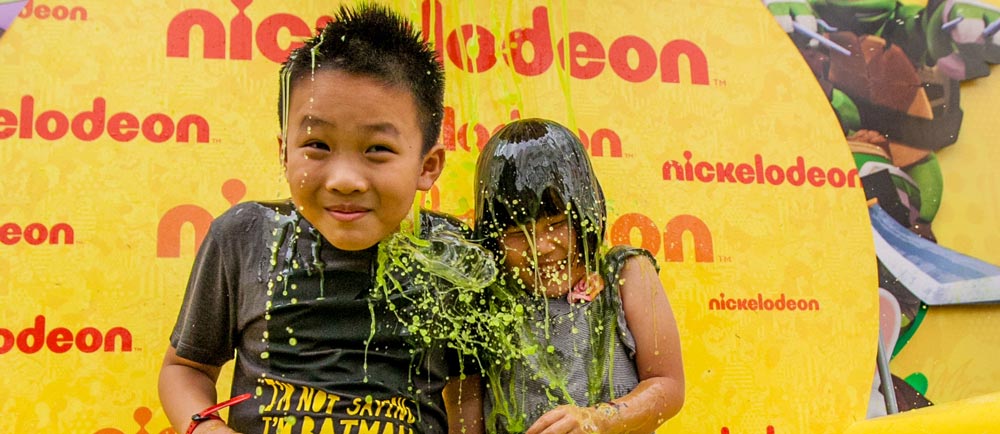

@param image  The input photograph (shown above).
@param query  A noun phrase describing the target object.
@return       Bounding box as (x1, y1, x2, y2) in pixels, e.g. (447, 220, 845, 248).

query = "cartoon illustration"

(766, 0, 1000, 414)
(0, 1, 30, 40)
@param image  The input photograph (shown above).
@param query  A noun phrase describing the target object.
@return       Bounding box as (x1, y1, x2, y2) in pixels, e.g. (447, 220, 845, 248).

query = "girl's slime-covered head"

(474, 118, 607, 287)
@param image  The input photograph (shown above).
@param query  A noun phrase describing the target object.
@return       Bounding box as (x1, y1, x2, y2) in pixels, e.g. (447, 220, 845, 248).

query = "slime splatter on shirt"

(169, 200, 497, 434)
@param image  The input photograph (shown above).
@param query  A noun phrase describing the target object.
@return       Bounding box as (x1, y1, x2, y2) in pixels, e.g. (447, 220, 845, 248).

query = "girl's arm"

(159, 345, 239, 434)
(527, 255, 685, 434)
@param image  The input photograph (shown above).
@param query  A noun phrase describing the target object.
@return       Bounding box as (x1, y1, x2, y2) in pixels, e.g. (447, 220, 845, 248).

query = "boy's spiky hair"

(278, 3, 445, 153)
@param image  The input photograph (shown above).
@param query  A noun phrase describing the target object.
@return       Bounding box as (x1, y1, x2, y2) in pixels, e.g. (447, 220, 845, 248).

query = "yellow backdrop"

(1, 1, 881, 432)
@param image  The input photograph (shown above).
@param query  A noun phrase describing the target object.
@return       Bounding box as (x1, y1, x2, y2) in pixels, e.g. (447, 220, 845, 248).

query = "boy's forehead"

(295, 115, 401, 136)
(285, 70, 422, 133)
(289, 69, 414, 101)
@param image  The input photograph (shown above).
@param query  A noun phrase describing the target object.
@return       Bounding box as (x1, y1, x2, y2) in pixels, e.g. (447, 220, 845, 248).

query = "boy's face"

(500, 213, 586, 298)
(283, 70, 444, 251)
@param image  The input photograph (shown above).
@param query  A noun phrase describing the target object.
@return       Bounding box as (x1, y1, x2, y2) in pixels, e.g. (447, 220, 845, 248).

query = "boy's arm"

(527, 256, 685, 434)
(159, 345, 237, 434)
(443, 374, 484, 434)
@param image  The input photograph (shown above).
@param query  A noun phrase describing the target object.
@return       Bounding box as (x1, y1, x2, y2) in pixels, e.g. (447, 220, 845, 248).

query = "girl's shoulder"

(602, 245, 658, 277)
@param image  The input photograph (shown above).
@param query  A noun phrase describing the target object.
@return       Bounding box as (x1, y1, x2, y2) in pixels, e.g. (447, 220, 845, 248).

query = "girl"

(474, 118, 685, 434)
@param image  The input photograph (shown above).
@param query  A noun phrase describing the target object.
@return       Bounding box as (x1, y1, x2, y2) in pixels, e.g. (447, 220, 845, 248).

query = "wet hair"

(474, 118, 607, 269)
(277, 2, 445, 153)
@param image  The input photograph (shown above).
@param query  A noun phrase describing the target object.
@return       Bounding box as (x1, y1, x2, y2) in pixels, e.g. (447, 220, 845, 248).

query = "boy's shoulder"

(212, 200, 297, 234)
(418, 209, 473, 240)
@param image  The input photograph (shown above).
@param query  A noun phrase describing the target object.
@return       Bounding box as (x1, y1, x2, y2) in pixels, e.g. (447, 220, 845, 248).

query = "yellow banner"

(0, 1, 878, 432)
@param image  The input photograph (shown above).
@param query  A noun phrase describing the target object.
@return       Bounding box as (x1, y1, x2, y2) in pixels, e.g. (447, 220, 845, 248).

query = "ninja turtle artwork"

(766, 0, 1000, 415)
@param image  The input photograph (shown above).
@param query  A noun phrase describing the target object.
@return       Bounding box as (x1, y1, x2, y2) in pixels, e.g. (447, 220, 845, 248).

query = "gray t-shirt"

(170, 201, 470, 434)
(484, 246, 653, 434)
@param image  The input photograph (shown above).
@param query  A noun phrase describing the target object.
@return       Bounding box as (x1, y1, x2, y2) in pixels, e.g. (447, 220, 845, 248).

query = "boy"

(158, 4, 483, 434)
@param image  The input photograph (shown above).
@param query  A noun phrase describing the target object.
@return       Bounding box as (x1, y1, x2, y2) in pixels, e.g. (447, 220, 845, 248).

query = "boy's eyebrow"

(298, 117, 401, 138)
(361, 122, 401, 138)
(299, 116, 334, 131)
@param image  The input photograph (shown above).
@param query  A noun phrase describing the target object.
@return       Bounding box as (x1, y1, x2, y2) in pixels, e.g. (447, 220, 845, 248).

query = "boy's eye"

(305, 141, 330, 151)
(366, 144, 395, 154)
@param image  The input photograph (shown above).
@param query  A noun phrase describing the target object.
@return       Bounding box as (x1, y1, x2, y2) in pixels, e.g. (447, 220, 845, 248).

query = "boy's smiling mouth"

(326, 204, 370, 222)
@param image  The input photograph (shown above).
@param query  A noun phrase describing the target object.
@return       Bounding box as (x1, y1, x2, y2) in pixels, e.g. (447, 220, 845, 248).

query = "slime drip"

(278, 64, 292, 162)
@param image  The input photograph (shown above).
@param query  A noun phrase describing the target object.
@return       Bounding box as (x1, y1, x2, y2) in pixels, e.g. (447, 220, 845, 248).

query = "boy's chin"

(316, 230, 382, 252)
(326, 237, 380, 251)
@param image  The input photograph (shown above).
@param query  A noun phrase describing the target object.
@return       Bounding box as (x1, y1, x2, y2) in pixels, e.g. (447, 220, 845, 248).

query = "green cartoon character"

(766, 0, 1000, 413)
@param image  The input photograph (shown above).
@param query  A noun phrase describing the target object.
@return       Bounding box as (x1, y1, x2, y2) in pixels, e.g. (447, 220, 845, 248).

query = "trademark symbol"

(623, 153, 634, 158)
(717, 255, 732, 263)
(212, 138, 222, 144)
(713, 78, 726, 87)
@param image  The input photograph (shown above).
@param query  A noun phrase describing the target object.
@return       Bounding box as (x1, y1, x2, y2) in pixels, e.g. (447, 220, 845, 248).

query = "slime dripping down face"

(501, 212, 588, 298)
(474, 118, 608, 296)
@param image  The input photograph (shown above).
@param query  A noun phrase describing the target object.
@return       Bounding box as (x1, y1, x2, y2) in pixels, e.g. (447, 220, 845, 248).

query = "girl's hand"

(525, 405, 606, 434)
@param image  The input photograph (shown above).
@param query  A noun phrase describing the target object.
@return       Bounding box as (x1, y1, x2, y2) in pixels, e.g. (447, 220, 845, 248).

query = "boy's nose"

(324, 160, 369, 194)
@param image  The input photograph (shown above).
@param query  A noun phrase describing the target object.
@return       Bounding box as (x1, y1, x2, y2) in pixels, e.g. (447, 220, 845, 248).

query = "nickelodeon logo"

(441, 108, 623, 158)
(610, 213, 714, 263)
(0, 96, 210, 143)
(17, 0, 87, 21)
(422, 0, 710, 84)
(163, 0, 711, 86)
(1, 222, 73, 245)
(157, 180, 713, 265)
(0, 315, 132, 354)
(166, 0, 333, 63)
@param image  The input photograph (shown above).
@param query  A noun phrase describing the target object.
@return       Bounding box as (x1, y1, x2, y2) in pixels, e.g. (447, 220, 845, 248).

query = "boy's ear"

(417, 144, 446, 191)
(276, 134, 285, 163)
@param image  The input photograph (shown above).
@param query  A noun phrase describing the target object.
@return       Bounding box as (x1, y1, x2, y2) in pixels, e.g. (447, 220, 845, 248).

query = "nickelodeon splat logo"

(93, 407, 175, 434)
(165, 0, 333, 63)
(157, 179, 246, 258)
(610, 213, 715, 263)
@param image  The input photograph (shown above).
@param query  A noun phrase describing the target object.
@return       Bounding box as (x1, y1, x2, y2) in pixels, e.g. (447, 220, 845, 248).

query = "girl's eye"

(547, 219, 568, 231)
(503, 229, 527, 239)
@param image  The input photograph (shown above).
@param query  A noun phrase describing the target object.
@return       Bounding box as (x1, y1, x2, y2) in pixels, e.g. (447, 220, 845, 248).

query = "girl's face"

(500, 213, 587, 298)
